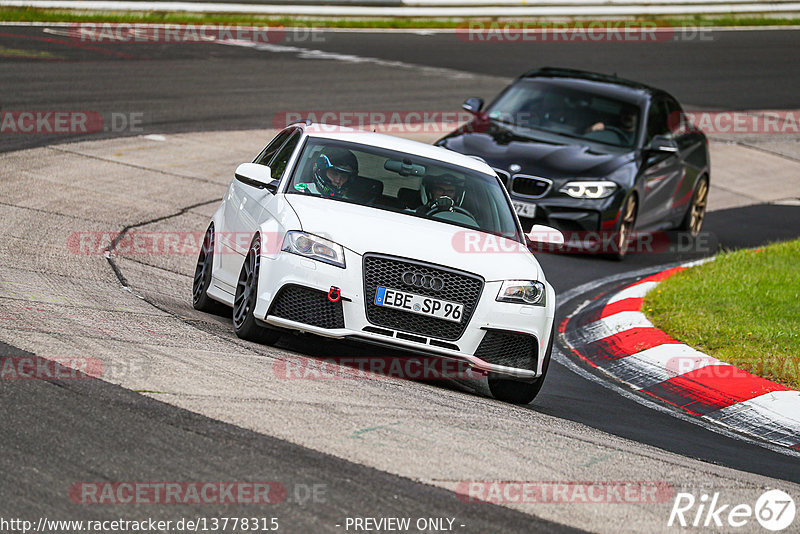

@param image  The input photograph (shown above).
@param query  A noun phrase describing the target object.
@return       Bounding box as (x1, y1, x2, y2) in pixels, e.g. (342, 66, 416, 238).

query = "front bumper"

(512, 191, 626, 233)
(253, 249, 555, 380)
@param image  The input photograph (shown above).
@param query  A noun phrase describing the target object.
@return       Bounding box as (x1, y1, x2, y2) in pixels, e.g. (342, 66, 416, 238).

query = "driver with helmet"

(295, 147, 359, 199)
(415, 173, 465, 215)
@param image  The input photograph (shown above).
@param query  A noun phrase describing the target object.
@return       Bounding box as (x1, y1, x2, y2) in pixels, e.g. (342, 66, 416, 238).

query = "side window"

(269, 131, 302, 180)
(665, 97, 685, 135)
(253, 130, 291, 166)
(646, 98, 670, 142)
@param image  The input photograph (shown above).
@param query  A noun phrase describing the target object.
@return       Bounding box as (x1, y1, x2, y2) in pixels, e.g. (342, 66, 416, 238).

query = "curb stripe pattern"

(563, 264, 800, 449)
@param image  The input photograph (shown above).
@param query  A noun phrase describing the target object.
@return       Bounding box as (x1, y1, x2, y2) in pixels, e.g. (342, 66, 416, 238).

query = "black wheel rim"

(234, 237, 260, 330)
(192, 226, 214, 305)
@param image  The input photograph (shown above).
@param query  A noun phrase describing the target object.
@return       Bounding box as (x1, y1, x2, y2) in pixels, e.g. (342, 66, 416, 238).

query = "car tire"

(233, 235, 281, 345)
(192, 224, 227, 314)
(488, 321, 554, 404)
(678, 176, 708, 238)
(607, 194, 637, 261)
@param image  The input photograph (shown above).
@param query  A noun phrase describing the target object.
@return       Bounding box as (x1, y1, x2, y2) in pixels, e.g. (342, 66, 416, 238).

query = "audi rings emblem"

(401, 271, 445, 292)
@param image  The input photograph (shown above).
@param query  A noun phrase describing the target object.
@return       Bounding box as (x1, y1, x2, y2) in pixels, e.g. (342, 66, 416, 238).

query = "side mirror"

(526, 225, 565, 248)
(235, 163, 279, 193)
(647, 135, 679, 153)
(462, 97, 484, 115)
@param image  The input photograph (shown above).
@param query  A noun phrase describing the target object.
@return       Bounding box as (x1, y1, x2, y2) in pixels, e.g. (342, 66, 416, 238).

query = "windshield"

(486, 80, 642, 148)
(287, 138, 521, 240)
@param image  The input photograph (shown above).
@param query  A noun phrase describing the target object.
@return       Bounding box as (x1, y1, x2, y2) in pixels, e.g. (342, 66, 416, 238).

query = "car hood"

(441, 121, 633, 178)
(285, 194, 543, 282)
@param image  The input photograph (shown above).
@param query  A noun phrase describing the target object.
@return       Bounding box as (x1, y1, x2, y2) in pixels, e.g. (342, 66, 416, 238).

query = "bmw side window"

(646, 99, 670, 143)
(269, 131, 301, 180)
(666, 98, 686, 135)
(253, 130, 291, 166)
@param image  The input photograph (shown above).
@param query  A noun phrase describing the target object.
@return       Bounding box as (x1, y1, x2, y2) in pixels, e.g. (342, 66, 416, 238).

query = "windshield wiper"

(538, 128, 628, 148)
(490, 117, 517, 126)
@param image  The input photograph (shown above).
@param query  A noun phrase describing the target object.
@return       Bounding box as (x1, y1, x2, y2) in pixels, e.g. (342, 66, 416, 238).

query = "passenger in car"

(294, 147, 359, 199)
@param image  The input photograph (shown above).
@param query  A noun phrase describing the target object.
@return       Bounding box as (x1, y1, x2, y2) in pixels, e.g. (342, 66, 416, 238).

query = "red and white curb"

(561, 261, 800, 449)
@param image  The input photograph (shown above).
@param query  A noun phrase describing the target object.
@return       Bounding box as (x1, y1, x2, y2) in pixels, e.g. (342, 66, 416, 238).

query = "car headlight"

(560, 180, 617, 199)
(496, 280, 546, 306)
(281, 231, 346, 268)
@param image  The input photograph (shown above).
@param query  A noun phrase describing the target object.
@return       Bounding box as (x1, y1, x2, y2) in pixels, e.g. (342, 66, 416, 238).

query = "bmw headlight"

(496, 280, 546, 306)
(281, 231, 345, 268)
(560, 180, 617, 199)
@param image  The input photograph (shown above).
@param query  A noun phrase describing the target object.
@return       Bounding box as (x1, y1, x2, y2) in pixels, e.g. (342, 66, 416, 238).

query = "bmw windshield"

(486, 80, 642, 148)
(287, 138, 522, 240)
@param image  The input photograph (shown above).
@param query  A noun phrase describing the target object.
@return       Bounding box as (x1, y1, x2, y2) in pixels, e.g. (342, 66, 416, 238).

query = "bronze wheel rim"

(618, 196, 637, 254)
(689, 180, 708, 237)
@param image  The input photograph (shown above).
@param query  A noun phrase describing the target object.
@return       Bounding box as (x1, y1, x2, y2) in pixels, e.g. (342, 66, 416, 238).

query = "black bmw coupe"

(436, 67, 710, 259)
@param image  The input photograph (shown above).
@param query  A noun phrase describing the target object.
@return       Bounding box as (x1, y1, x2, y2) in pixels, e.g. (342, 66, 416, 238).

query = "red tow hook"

(328, 286, 341, 303)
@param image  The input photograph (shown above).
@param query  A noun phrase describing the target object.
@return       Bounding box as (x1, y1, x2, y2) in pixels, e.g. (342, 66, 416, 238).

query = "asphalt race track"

(2, 26, 800, 153)
(1, 25, 800, 533)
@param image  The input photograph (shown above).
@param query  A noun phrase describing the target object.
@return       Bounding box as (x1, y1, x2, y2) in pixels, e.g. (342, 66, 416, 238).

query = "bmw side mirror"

(526, 225, 565, 248)
(647, 135, 679, 153)
(462, 97, 484, 115)
(235, 163, 279, 193)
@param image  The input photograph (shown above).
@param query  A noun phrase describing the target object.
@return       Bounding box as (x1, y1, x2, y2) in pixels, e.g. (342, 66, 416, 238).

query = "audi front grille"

(362, 253, 484, 341)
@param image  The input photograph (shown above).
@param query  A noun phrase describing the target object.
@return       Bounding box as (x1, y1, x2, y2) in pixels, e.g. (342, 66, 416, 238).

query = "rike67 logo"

(669, 489, 795, 531)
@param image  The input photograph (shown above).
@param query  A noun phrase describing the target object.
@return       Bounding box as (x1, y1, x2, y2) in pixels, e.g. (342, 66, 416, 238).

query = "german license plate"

(374, 287, 463, 323)
(513, 201, 536, 218)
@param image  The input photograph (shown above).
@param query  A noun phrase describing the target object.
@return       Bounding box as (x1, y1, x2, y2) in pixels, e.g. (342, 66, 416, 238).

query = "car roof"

(519, 67, 668, 103)
(298, 123, 496, 176)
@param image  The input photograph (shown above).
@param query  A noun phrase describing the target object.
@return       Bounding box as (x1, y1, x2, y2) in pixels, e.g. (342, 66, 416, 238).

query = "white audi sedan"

(193, 122, 562, 403)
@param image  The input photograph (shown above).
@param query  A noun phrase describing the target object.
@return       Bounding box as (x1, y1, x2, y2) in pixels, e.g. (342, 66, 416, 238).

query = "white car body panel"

(285, 194, 542, 282)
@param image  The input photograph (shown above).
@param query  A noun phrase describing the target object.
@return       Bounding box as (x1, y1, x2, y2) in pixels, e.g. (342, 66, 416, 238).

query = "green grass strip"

(3, 7, 800, 28)
(644, 239, 800, 390)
